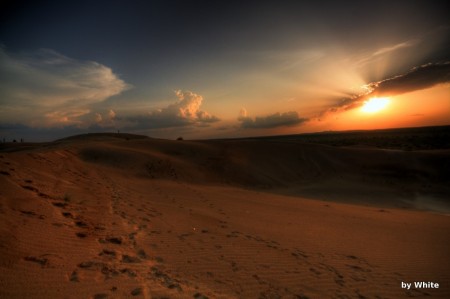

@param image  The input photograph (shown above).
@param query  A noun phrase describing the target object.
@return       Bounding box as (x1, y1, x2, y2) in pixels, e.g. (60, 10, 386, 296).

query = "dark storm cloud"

(238, 109, 307, 129)
(370, 62, 450, 95)
(327, 62, 450, 113)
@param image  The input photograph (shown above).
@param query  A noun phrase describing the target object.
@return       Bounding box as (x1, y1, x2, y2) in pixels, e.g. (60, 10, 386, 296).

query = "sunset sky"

(1, 0, 449, 141)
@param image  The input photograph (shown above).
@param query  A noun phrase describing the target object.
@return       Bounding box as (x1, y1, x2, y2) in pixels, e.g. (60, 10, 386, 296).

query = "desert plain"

(0, 127, 449, 299)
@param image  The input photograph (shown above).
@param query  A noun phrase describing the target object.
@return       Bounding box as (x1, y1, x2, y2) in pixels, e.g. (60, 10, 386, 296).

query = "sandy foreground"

(0, 135, 449, 298)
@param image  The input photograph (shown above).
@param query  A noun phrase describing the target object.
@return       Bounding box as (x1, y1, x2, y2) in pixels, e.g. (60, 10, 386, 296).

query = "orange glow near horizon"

(303, 85, 450, 134)
(361, 97, 390, 113)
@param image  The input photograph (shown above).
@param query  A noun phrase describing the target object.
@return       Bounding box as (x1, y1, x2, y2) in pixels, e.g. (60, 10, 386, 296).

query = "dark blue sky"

(1, 0, 449, 140)
(3, 1, 448, 79)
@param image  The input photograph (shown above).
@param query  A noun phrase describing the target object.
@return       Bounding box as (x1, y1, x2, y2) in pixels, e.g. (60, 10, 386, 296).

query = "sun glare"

(361, 97, 390, 113)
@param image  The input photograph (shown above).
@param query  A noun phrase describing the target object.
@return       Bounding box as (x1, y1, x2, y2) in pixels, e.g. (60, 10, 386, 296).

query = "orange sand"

(0, 134, 449, 298)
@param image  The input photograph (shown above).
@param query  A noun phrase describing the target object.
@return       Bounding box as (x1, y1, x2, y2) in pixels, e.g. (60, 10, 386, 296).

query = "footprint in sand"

(38, 192, 52, 199)
(22, 181, 55, 199)
(291, 248, 308, 259)
(120, 268, 137, 277)
(193, 292, 209, 299)
(52, 202, 68, 209)
(137, 249, 147, 259)
(122, 255, 141, 263)
(99, 249, 116, 258)
(77, 261, 123, 280)
(99, 237, 123, 244)
(19, 210, 45, 219)
(130, 287, 142, 296)
(76, 232, 88, 238)
(75, 220, 89, 227)
(62, 211, 74, 218)
(150, 267, 183, 290)
(24, 256, 48, 267)
(69, 270, 79, 282)
(346, 264, 371, 273)
(21, 185, 39, 192)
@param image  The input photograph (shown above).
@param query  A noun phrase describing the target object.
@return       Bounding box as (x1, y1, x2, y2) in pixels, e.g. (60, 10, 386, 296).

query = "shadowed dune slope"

(67, 135, 450, 210)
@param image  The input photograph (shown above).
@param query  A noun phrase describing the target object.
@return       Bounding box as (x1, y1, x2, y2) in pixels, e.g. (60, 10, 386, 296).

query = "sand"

(0, 134, 449, 298)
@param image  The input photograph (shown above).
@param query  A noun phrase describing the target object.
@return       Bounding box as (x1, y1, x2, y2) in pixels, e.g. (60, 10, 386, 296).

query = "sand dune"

(0, 133, 449, 298)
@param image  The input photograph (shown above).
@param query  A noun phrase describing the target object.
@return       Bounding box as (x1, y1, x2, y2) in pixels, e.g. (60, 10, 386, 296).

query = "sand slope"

(0, 135, 449, 298)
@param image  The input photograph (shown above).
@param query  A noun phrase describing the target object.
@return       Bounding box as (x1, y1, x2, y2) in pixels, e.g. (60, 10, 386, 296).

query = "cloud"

(0, 47, 130, 127)
(355, 39, 420, 67)
(124, 90, 220, 129)
(239, 108, 248, 119)
(92, 109, 117, 127)
(372, 40, 419, 57)
(238, 109, 307, 129)
(326, 62, 450, 113)
(108, 109, 116, 120)
(368, 62, 450, 95)
(95, 113, 103, 123)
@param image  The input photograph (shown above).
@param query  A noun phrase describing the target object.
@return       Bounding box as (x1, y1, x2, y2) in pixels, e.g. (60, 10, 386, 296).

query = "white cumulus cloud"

(125, 90, 220, 129)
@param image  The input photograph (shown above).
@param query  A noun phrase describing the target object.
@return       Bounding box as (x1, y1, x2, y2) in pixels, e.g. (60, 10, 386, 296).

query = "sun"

(361, 97, 390, 113)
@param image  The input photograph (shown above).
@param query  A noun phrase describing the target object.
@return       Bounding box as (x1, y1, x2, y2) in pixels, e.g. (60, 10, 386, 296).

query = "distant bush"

(176, 136, 183, 141)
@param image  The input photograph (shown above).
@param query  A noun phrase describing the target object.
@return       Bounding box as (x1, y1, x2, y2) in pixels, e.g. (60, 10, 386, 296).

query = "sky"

(1, 0, 449, 141)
